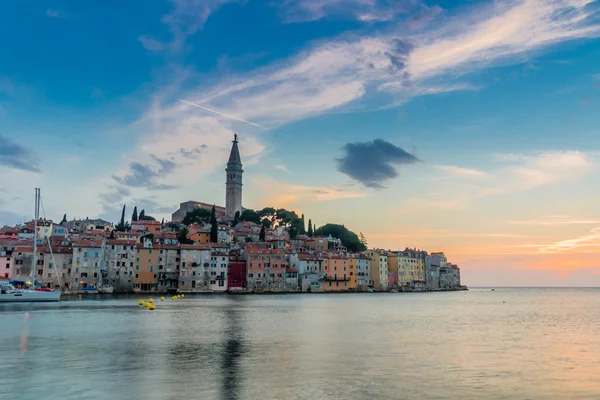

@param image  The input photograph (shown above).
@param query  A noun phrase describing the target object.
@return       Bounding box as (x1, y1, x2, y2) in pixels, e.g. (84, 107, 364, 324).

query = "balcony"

(320, 274, 349, 282)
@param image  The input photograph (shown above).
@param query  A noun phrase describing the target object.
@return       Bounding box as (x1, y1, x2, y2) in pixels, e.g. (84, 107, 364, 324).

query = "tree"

(60, 214, 67, 226)
(115, 204, 127, 232)
(210, 205, 218, 243)
(232, 211, 240, 227)
(307, 219, 313, 237)
(132, 206, 138, 222)
(300, 214, 306, 234)
(359, 232, 368, 248)
(259, 225, 266, 241)
(177, 227, 194, 244)
(314, 223, 366, 252)
(109, 230, 115, 239)
(240, 209, 261, 224)
(161, 218, 165, 228)
(139, 213, 156, 221)
(182, 208, 211, 226)
(139, 209, 145, 220)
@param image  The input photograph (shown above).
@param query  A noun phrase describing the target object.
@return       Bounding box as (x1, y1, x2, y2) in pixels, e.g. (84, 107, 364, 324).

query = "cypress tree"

(132, 206, 138, 222)
(139, 209, 146, 220)
(300, 214, 306, 234)
(232, 211, 240, 227)
(259, 225, 266, 241)
(210, 205, 218, 243)
(307, 219, 313, 237)
(120, 204, 126, 226)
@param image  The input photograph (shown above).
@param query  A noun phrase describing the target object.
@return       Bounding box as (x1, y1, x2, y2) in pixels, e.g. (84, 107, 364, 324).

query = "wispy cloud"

(436, 165, 488, 179)
(45, 9, 74, 20)
(516, 227, 600, 253)
(509, 217, 600, 225)
(279, 0, 417, 23)
(274, 164, 292, 173)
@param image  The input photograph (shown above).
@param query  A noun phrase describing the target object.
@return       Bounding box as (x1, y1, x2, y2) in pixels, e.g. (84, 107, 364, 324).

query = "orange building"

(134, 242, 159, 292)
(321, 254, 352, 292)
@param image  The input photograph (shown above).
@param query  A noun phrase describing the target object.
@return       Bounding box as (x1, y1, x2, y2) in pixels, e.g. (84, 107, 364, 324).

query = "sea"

(1, 288, 600, 400)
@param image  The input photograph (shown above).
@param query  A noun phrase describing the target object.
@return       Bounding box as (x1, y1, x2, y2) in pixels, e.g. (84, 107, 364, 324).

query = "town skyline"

(1, 0, 600, 287)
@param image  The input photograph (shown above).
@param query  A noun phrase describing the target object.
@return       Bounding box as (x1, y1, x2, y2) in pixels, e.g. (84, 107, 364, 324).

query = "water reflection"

(221, 302, 244, 400)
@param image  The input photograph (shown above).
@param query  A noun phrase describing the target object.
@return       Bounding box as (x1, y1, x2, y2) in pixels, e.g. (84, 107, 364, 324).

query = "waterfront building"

(245, 248, 287, 291)
(354, 254, 371, 290)
(179, 243, 212, 291)
(72, 239, 104, 289)
(105, 239, 136, 292)
(425, 254, 440, 290)
(171, 201, 226, 222)
(133, 239, 159, 292)
(387, 252, 399, 289)
(347, 256, 359, 290)
(12, 245, 35, 282)
(321, 254, 350, 292)
(157, 244, 180, 292)
(228, 255, 247, 291)
(297, 253, 322, 292)
(1, 248, 13, 279)
(366, 249, 388, 291)
(209, 251, 229, 292)
(18, 225, 35, 241)
(440, 263, 461, 288)
(42, 245, 72, 289)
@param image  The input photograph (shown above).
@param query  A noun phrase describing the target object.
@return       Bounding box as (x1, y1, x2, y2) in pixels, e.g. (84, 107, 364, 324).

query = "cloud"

(113, 155, 178, 190)
(407, 0, 600, 79)
(436, 165, 488, 179)
(509, 217, 600, 225)
(274, 164, 291, 173)
(46, 9, 70, 19)
(138, 35, 167, 52)
(0, 135, 41, 172)
(516, 227, 600, 253)
(279, 0, 416, 23)
(336, 139, 419, 188)
(141, 0, 240, 52)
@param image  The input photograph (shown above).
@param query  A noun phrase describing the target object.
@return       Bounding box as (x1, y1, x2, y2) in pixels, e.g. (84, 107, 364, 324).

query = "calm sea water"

(1, 288, 600, 400)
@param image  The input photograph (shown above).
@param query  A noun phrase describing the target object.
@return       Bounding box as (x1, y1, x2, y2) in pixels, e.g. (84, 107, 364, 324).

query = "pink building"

(0, 249, 14, 279)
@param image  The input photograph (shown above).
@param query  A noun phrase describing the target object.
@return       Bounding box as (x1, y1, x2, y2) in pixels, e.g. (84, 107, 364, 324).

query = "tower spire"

(226, 133, 243, 217)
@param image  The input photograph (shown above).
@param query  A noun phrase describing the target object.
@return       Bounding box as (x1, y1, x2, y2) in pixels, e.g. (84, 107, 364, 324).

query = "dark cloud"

(113, 155, 177, 190)
(132, 197, 176, 214)
(0, 135, 41, 172)
(385, 38, 414, 72)
(178, 145, 207, 159)
(336, 139, 419, 188)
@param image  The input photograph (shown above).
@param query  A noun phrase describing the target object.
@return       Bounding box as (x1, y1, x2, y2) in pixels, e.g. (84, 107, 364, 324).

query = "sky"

(0, 0, 599, 286)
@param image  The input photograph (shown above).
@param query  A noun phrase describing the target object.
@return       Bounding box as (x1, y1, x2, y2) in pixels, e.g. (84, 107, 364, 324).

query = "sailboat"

(0, 189, 61, 302)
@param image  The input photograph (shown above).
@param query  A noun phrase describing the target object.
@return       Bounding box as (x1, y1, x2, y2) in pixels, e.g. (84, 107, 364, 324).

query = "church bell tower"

(225, 133, 243, 217)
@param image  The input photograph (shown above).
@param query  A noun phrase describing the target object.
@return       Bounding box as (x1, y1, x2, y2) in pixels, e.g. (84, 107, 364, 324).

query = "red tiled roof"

(180, 243, 212, 250)
(106, 239, 137, 245)
(73, 240, 102, 248)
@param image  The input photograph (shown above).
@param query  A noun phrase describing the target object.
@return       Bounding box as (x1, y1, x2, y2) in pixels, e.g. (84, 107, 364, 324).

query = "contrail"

(178, 99, 266, 129)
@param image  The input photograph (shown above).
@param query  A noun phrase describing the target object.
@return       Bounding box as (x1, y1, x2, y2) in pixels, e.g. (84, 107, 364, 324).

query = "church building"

(171, 134, 243, 221)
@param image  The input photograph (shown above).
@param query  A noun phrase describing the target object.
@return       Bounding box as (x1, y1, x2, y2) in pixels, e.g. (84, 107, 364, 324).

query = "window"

(210, 280, 216, 285)
(136, 265, 139, 270)
(218, 281, 224, 287)
(136, 257, 140, 262)
(248, 273, 254, 277)
(135, 274, 139, 278)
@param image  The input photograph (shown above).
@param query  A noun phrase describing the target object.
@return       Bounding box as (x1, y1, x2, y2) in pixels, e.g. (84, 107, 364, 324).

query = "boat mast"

(32, 188, 40, 287)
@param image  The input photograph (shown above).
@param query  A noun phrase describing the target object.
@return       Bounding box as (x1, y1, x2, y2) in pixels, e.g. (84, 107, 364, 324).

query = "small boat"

(98, 285, 114, 294)
(1, 283, 61, 302)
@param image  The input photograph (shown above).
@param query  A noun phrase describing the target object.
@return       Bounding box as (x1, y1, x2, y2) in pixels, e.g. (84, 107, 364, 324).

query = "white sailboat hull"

(98, 286, 114, 294)
(0, 289, 61, 302)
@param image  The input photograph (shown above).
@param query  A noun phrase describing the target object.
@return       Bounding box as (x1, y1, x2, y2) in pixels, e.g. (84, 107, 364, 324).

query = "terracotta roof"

(106, 239, 137, 245)
(180, 243, 212, 250)
(73, 240, 102, 248)
(15, 246, 34, 252)
(298, 254, 322, 261)
(158, 244, 179, 250)
(118, 231, 142, 236)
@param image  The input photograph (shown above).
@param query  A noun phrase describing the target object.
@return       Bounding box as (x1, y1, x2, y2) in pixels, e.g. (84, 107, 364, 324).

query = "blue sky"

(1, 0, 600, 285)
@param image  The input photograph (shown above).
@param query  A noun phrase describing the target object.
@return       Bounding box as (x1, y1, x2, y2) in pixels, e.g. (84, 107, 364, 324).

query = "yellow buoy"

(160, 297, 165, 301)
(149, 304, 155, 310)
(181, 294, 185, 298)
(143, 301, 149, 308)
(148, 298, 154, 304)
(171, 296, 175, 301)
(138, 300, 144, 305)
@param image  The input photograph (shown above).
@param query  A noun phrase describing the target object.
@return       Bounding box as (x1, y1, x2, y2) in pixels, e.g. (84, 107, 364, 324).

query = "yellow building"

(320, 254, 351, 291)
(398, 249, 426, 288)
(134, 241, 159, 292)
(387, 252, 399, 289)
(366, 250, 388, 291)
(347, 257, 358, 290)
